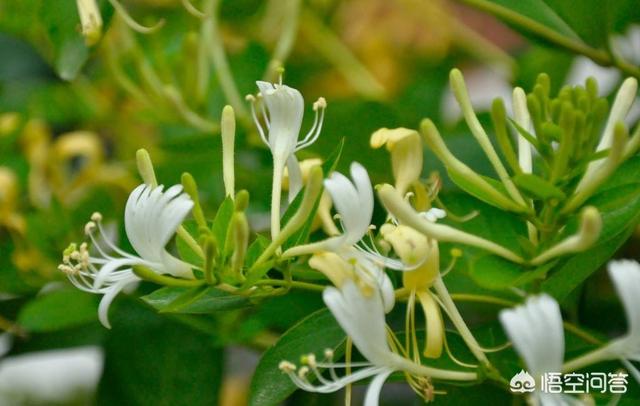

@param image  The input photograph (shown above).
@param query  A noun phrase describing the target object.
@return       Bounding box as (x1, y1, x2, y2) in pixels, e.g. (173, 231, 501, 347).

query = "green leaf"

(542, 0, 610, 48)
(97, 299, 223, 406)
(18, 288, 99, 332)
(245, 234, 272, 268)
(142, 286, 251, 314)
(513, 173, 566, 200)
(469, 255, 556, 290)
(249, 308, 345, 406)
(541, 157, 640, 301)
(479, 0, 580, 40)
(212, 196, 235, 253)
(542, 226, 634, 302)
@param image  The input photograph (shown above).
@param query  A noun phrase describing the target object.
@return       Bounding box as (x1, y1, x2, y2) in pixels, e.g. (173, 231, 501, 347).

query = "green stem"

(254, 279, 326, 292)
(450, 293, 516, 308)
(457, 0, 640, 79)
(133, 265, 206, 287)
(562, 345, 612, 373)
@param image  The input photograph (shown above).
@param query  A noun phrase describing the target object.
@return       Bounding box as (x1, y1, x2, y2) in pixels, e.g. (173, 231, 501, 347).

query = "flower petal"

(499, 294, 564, 377)
(364, 369, 393, 406)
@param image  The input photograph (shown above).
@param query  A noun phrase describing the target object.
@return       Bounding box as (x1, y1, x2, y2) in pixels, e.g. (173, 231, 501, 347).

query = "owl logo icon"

(510, 370, 536, 393)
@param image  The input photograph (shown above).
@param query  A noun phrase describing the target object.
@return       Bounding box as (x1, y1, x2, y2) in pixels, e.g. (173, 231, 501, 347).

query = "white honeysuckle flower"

(310, 162, 408, 270)
(283, 162, 408, 311)
(323, 162, 374, 249)
(500, 295, 581, 406)
(602, 259, 640, 381)
(59, 183, 195, 328)
(281, 280, 395, 404)
(247, 79, 326, 237)
(280, 278, 476, 405)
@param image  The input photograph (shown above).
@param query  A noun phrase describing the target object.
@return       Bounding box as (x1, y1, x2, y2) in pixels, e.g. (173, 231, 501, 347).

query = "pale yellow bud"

(76, 0, 103, 46)
(370, 127, 423, 195)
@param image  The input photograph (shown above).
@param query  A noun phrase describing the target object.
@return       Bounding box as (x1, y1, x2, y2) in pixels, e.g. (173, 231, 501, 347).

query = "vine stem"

(254, 279, 326, 292)
(457, 0, 640, 79)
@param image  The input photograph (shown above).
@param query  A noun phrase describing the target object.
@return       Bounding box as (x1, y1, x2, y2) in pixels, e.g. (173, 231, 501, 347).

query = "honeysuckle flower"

(285, 162, 406, 267)
(500, 295, 581, 406)
(283, 162, 414, 312)
(370, 127, 423, 195)
(309, 250, 395, 313)
(59, 184, 195, 328)
(247, 80, 326, 239)
(597, 260, 640, 381)
(280, 276, 477, 404)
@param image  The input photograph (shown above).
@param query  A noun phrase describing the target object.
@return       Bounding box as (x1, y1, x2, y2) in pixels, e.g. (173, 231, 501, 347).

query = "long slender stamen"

(246, 95, 268, 145)
(92, 215, 137, 260)
(295, 98, 326, 151)
(259, 95, 271, 130)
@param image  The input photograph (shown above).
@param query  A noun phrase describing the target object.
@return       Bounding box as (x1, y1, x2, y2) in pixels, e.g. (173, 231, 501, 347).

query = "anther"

(323, 349, 334, 359)
(297, 366, 309, 379)
(91, 212, 103, 222)
(305, 354, 317, 368)
(278, 360, 296, 373)
(84, 221, 96, 235)
(313, 97, 327, 110)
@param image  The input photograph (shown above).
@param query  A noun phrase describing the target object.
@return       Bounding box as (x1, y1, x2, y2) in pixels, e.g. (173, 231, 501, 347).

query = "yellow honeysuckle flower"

(370, 127, 423, 195)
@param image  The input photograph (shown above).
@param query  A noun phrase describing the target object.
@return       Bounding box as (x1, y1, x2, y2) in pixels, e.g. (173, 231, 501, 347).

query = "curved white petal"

(323, 281, 395, 367)
(609, 260, 640, 336)
(607, 260, 640, 362)
(324, 162, 373, 246)
(256, 81, 304, 160)
(499, 294, 564, 377)
(98, 279, 136, 329)
(124, 184, 194, 277)
(364, 370, 393, 406)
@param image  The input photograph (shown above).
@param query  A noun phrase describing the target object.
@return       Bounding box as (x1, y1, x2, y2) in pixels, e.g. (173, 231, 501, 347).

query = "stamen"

(440, 248, 462, 278)
(246, 94, 268, 146)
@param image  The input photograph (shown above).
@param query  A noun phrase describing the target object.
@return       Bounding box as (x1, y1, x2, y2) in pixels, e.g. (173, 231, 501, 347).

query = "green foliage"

(97, 299, 223, 406)
(18, 288, 99, 332)
(249, 309, 345, 406)
(142, 285, 252, 314)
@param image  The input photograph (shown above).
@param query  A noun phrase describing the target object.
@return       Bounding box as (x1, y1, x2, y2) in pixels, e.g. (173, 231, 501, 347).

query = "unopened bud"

(76, 0, 103, 46)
